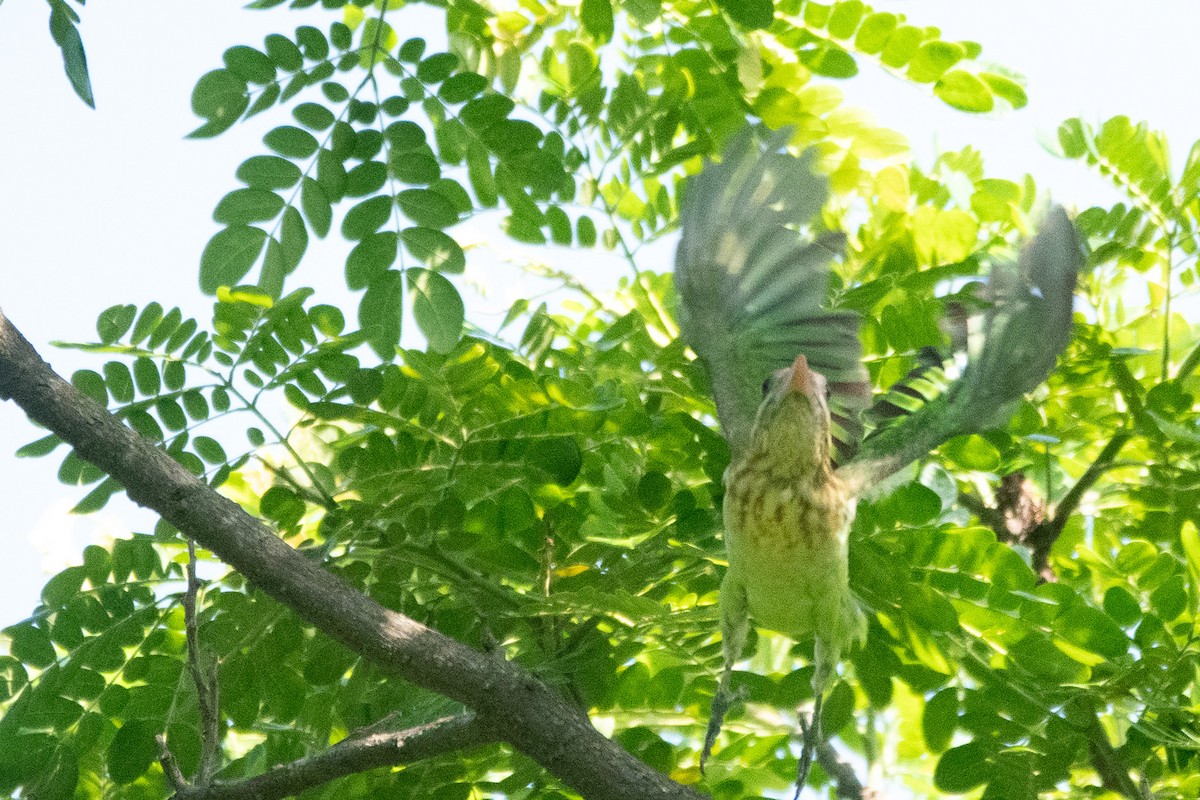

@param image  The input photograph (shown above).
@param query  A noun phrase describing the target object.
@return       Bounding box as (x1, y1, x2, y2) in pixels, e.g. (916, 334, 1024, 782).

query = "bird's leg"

(794, 636, 834, 798)
(702, 575, 749, 772)
(793, 689, 824, 799)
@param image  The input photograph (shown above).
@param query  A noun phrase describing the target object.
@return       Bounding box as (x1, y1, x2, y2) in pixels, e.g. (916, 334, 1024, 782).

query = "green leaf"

(96, 304, 136, 344)
(880, 24, 923, 68)
(5, 622, 55, 668)
(935, 740, 993, 793)
(189, 69, 248, 138)
(1054, 606, 1128, 659)
(545, 206, 572, 245)
(1008, 633, 1088, 683)
(264, 125, 319, 158)
(17, 434, 62, 458)
(577, 215, 597, 246)
(397, 189, 459, 229)
(346, 233, 399, 289)
(163, 360, 185, 391)
(223, 45, 276, 83)
(581, 0, 614, 42)
(133, 357, 160, 396)
(1102, 586, 1141, 626)
(854, 12, 897, 54)
(935, 70, 994, 113)
(386, 120, 428, 152)
(194, 436, 227, 464)
(49, 3, 94, 108)
(881, 482, 942, 525)
(41, 566, 85, 607)
(940, 434, 1000, 471)
(342, 196, 393, 240)
(718, 0, 773, 29)
(359, 269, 403, 359)
(130, 302, 163, 345)
(200, 226, 269, 293)
(827, 0, 865, 38)
(802, 44, 858, 78)
(294, 102, 335, 130)
(76, 475, 121, 512)
(417, 52, 459, 83)
(398, 37, 426, 62)
(401, 227, 466, 273)
(1150, 574, 1187, 620)
(214, 188, 285, 224)
(409, 268, 463, 354)
(392, 151, 441, 185)
(330, 21, 352, 50)
(461, 95, 515, 130)
(107, 721, 158, 784)
(236, 155, 302, 190)
(980, 72, 1027, 109)
(821, 679, 855, 735)
(440, 72, 488, 103)
(157, 397, 186, 431)
(296, 25, 328, 59)
(907, 41, 964, 83)
(527, 436, 582, 485)
(264, 33, 304, 71)
(279, 205, 308, 273)
(301, 178, 332, 237)
(923, 688, 958, 752)
(103, 362, 134, 403)
(72, 369, 107, 404)
(345, 161, 389, 197)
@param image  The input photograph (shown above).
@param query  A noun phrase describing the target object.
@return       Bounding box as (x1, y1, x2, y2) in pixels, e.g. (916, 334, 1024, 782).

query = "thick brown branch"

(174, 714, 494, 800)
(0, 308, 705, 800)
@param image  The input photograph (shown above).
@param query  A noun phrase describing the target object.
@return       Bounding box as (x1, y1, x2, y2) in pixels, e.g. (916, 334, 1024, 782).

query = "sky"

(1, 1, 1198, 628)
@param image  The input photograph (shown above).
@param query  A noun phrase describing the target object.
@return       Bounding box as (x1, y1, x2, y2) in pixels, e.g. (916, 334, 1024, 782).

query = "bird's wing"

(674, 128, 870, 462)
(837, 207, 1081, 492)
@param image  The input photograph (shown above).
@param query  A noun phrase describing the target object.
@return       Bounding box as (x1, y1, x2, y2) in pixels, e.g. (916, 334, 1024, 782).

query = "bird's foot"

(792, 695, 824, 800)
(700, 683, 747, 774)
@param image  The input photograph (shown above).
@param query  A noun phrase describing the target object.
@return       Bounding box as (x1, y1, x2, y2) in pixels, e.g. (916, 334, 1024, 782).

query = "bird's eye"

(824, 384, 832, 400)
(761, 379, 772, 397)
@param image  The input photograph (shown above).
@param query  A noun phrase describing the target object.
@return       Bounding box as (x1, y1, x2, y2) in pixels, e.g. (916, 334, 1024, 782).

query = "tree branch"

(174, 713, 495, 800)
(1087, 716, 1148, 800)
(183, 537, 220, 785)
(963, 430, 1130, 582)
(0, 308, 706, 800)
(813, 738, 867, 799)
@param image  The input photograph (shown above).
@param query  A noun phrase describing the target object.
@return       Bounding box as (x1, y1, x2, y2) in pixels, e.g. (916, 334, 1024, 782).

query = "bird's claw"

(700, 683, 748, 774)
(793, 695, 824, 799)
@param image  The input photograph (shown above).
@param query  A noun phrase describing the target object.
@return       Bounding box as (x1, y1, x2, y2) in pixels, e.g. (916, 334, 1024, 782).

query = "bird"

(673, 127, 1080, 793)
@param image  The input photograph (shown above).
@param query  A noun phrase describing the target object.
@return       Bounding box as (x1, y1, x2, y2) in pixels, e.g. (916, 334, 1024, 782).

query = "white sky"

(1, 1, 1198, 626)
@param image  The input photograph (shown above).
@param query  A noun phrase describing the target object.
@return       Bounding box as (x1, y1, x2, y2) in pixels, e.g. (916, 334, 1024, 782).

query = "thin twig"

(1087, 716, 1149, 800)
(157, 734, 188, 792)
(813, 737, 868, 800)
(183, 538, 221, 785)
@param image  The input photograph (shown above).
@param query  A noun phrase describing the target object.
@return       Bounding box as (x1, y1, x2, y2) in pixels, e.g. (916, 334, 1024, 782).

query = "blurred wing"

(839, 206, 1081, 491)
(674, 128, 870, 462)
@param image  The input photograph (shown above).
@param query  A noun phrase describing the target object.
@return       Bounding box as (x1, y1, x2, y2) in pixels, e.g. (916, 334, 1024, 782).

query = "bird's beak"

(788, 354, 817, 397)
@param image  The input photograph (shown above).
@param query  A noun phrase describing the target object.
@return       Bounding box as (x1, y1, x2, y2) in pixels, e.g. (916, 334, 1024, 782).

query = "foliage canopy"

(3, 2, 1200, 799)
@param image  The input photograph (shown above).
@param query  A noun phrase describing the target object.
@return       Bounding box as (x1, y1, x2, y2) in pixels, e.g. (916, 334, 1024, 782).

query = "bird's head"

(747, 354, 833, 475)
